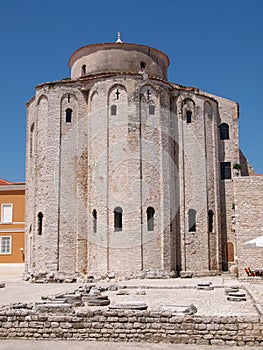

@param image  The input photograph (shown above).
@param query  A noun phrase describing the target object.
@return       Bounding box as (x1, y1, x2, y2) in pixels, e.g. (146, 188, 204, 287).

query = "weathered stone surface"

(85, 296, 110, 307)
(34, 304, 72, 313)
(161, 304, 197, 315)
(108, 285, 118, 292)
(117, 290, 129, 296)
(135, 288, 146, 295)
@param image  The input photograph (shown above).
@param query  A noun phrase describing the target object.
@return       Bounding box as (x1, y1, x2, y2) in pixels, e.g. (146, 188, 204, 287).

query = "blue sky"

(0, 0, 262, 182)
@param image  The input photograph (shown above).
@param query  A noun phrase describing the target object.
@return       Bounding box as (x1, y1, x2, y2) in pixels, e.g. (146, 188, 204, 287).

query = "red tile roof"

(0, 179, 11, 186)
(0, 178, 25, 186)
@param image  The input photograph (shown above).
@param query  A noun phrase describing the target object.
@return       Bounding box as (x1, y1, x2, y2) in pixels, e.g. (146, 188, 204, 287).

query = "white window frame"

(1, 204, 13, 224)
(0, 236, 12, 254)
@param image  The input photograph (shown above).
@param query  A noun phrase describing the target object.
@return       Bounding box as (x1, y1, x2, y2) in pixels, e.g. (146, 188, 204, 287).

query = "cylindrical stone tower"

(25, 36, 239, 280)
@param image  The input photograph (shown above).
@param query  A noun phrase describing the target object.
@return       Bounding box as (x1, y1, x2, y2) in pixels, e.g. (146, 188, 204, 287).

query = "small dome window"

(140, 61, 146, 70)
(81, 64, 86, 76)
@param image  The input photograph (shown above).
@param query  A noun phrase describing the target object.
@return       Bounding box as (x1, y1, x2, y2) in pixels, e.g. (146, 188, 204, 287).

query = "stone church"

(25, 35, 263, 280)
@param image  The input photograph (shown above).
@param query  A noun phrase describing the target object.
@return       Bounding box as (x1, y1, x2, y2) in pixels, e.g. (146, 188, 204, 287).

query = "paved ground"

(0, 340, 261, 350)
(0, 274, 262, 349)
(1, 274, 262, 316)
(0, 276, 78, 307)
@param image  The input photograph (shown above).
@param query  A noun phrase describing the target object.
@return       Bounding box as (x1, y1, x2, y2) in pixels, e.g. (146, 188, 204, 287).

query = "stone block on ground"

(161, 304, 197, 315)
(196, 282, 214, 290)
(109, 302, 148, 310)
(180, 271, 193, 278)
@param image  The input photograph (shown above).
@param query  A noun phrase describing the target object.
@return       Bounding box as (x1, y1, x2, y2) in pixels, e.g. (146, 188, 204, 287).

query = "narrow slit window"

(30, 123, 35, 157)
(219, 123, 229, 140)
(92, 209, 97, 233)
(208, 210, 214, 232)
(147, 207, 155, 231)
(111, 105, 117, 115)
(37, 212, 43, 235)
(186, 111, 192, 123)
(114, 207, 123, 232)
(66, 108, 72, 123)
(188, 209, 196, 232)
(149, 105, 155, 115)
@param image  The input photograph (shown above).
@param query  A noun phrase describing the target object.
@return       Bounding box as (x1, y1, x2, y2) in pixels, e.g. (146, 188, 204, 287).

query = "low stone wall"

(0, 308, 262, 346)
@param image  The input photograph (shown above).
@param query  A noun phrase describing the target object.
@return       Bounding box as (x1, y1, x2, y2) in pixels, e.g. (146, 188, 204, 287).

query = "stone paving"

(0, 339, 261, 350)
(0, 274, 262, 316)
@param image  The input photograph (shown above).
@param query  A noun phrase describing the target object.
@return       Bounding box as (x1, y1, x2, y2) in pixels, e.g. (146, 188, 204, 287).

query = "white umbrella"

(244, 235, 263, 247)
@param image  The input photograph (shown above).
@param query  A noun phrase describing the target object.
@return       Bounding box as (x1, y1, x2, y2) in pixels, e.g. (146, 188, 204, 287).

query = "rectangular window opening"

(1, 204, 13, 224)
(0, 236, 11, 254)
(186, 111, 192, 123)
(220, 162, 231, 180)
(149, 105, 155, 115)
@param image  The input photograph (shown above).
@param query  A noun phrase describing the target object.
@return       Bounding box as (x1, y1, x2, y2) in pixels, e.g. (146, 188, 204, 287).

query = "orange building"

(0, 178, 25, 274)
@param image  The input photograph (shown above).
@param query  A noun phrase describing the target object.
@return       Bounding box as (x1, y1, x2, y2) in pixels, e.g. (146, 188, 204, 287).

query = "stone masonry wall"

(234, 176, 263, 278)
(0, 309, 262, 346)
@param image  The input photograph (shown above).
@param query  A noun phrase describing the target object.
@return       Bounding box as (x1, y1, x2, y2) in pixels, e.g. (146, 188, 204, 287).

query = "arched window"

(146, 207, 155, 231)
(188, 209, 196, 232)
(140, 61, 146, 70)
(92, 209, 97, 233)
(208, 210, 214, 232)
(111, 105, 117, 115)
(186, 111, 192, 123)
(81, 64, 86, 76)
(66, 108, 72, 123)
(219, 123, 229, 140)
(37, 212, 43, 235)
(114, 207, 123, 232)
(183, 99, 195, 121)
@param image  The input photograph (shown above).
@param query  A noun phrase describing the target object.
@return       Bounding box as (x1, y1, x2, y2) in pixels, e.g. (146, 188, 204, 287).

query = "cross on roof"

(116, 32, 123, 43)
